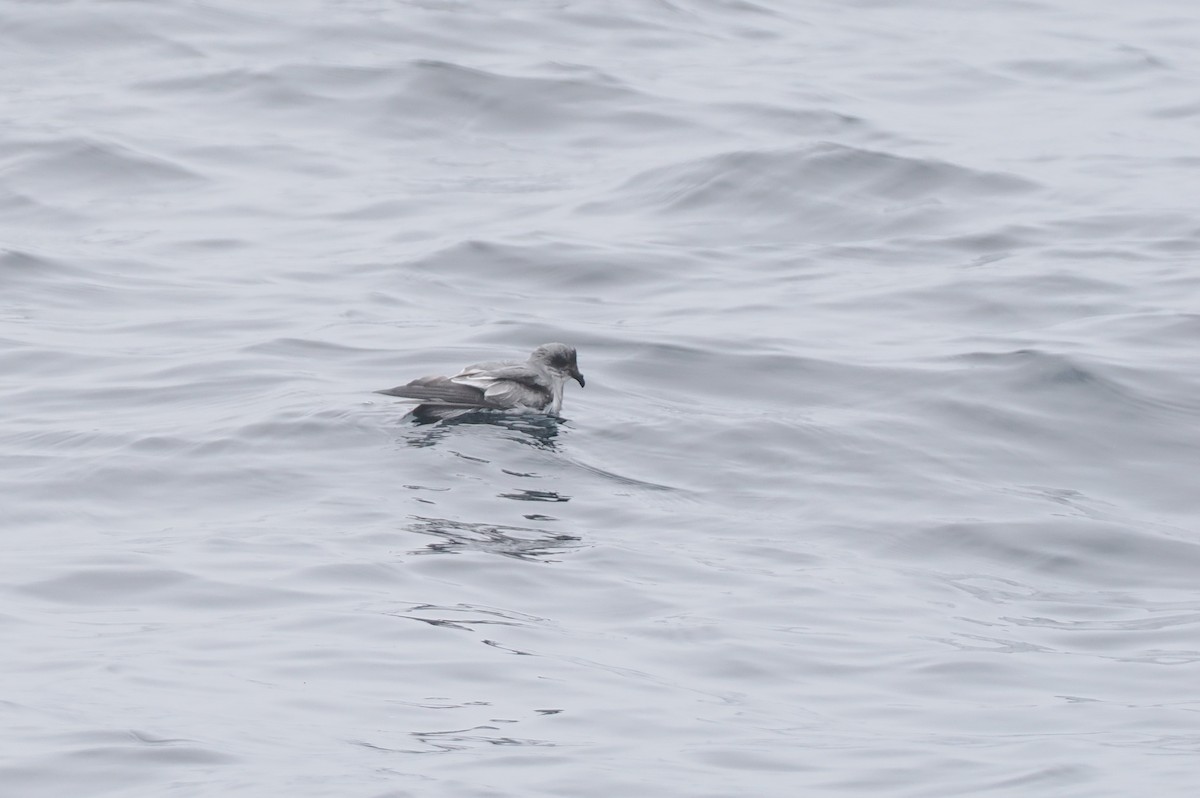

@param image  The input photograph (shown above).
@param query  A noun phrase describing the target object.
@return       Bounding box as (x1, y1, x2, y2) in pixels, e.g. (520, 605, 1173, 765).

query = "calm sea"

(3, 1, 1199, 795)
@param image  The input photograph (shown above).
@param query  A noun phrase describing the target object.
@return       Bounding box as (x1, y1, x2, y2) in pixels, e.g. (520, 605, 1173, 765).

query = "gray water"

(3, 1, 1200, 795)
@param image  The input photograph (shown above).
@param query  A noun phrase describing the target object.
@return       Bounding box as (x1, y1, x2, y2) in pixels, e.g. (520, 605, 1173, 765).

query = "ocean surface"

(3, 1, 1199, 795)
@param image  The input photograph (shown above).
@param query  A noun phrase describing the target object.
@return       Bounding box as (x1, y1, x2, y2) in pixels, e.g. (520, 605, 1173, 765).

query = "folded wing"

(377, 367, 552, 411)
(376, 375, 497, 408)
(483, 379, 552, 409)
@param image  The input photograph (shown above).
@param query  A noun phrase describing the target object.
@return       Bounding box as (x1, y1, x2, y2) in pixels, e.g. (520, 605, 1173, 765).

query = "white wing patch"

(445, 363, 550, 410)
(484, 380, 551, 410)
(450, 370, 501, 392)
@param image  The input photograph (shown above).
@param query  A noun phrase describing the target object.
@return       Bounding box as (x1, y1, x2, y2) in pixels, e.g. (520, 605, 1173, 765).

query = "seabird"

(377, 343, 585, 422)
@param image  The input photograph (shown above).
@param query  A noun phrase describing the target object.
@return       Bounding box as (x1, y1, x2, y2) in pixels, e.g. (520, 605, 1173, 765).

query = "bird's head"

(531, 343, 585, 388)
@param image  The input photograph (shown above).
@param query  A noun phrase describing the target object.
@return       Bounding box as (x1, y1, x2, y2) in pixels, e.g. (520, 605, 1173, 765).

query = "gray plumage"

(378, 343, 585, 422)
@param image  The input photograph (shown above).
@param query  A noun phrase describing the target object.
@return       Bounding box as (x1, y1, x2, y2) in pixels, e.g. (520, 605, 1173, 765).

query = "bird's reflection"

(498, 489, 569, 503)
(400, 412, 563, 451)
(406, 516, 582, 562)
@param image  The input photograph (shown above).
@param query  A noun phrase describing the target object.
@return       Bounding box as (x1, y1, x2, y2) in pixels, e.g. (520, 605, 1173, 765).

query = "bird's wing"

(482, 379, 552, 410)
(377, 360, 551, 411)
(450, 363, 552, 410)
(450, 361, 533, 387)
(376, 375, 498, 407)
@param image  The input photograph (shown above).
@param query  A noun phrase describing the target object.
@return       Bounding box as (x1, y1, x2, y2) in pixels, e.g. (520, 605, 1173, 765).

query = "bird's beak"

(572, 368, 585, 388)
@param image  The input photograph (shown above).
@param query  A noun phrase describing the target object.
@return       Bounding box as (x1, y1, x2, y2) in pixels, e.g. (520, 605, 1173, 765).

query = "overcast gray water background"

(4, 1, 1200, 795)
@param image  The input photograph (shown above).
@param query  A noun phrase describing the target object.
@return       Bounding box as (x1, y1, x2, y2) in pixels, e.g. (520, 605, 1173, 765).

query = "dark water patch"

(18, 566, 194, 603)
(287, 562, 402, 589)
(934, 224, 1046, 255)
(895, 517, 1200, 591)
(329, 198, 437, 223)
(885, 268, 1127, 331)
(558, 6, 677, 32)
(605, 142, 1036, 208)
(137, 67, 327, 112)
(906, 350, 1200, 516)
(2, 6, 183, 54)
(400, 238, 677, 293)
(1151, 99, 1200, 119)
(24, 371, 287, 425)
(233, 407, 366, 444)
(0, 248, 89, 285)
(0, 187, 86, 225)
(268, 59, 693, 145)
(0, 138, 202, 195)
(269, 63, 416, 97)
(6, 427, 137, 460)
(1148, 235, 1200, 254)
(499, 489, 570, 503)
(714, 104, 872, 139)
(389, 602, 546, 632)
(1103, 312, 1200, 351)
(0, 737, 233, 798)
(395, 412, 565, 451)
(166, 236, 248, 252)
(243, 336, 382, 359)
(359, 725, 557, 754)
(1002, 49, 1170, 84)
(612, 339, 899, 411)
(175, 141, 338, 180)
(405, 516, 582, 562)
(580, 143, 1040, 243)
(948, 348, 1200, 423)
(374, 59, 651, 138)
(1046, 210, 1197, 242)
(1007, 608, 1200, 635)
(560, 451, 691, 495)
